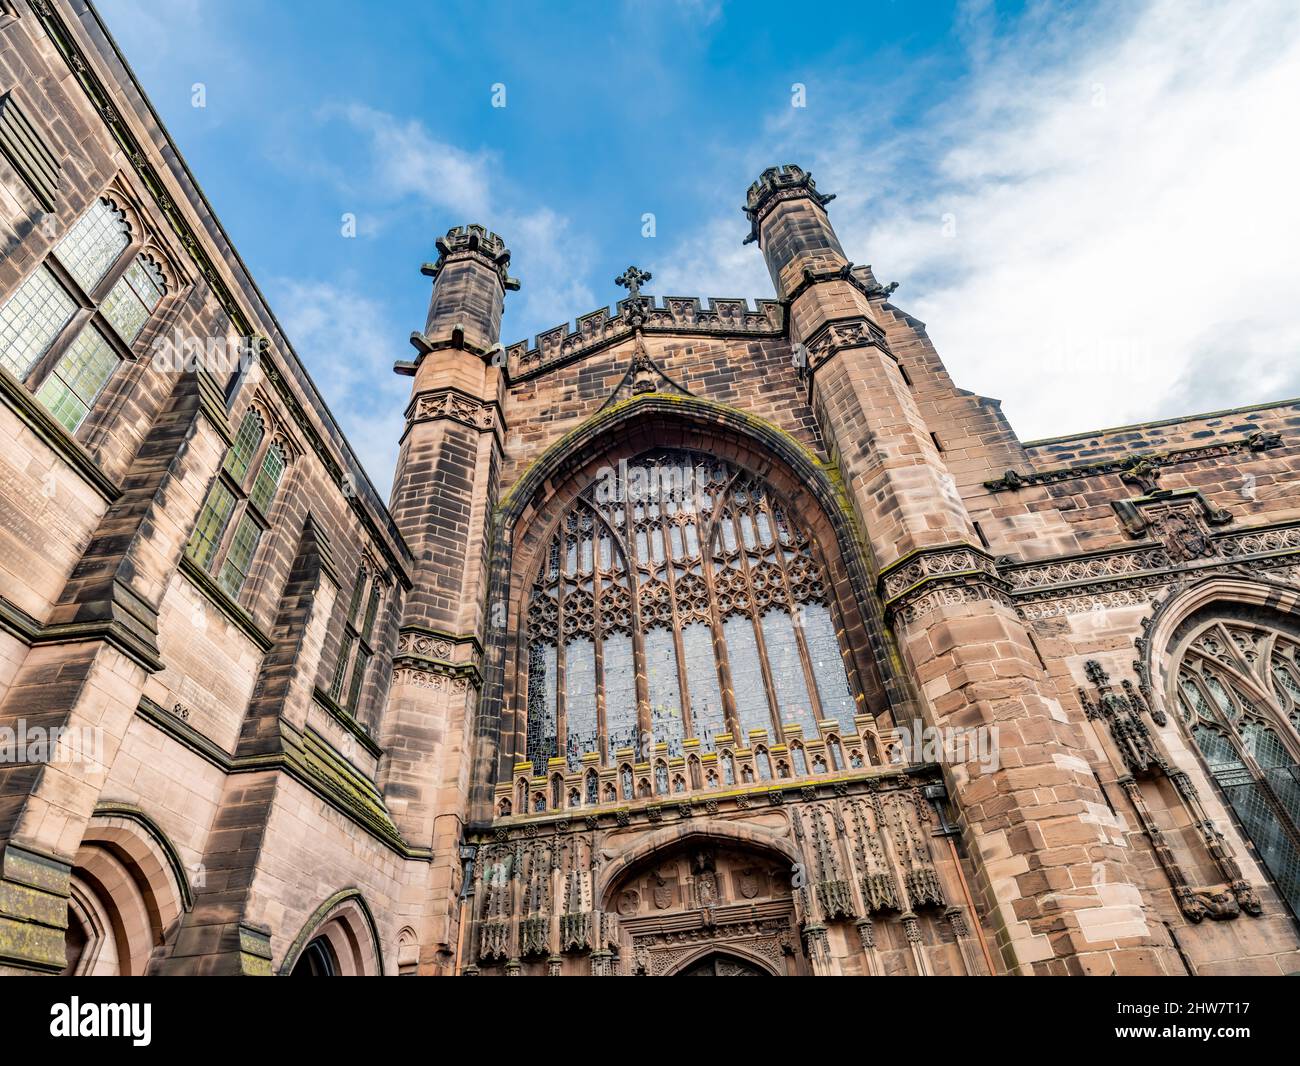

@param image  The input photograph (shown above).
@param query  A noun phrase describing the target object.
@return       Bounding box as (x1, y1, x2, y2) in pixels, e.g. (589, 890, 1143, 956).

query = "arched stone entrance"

(603, 835, 805, 976)
(674, 951, 772, 976)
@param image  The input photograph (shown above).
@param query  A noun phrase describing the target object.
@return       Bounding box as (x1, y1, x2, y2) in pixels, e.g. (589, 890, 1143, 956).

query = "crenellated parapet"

(422, 224, 520, 291)
(506, 295, 785, 379)
(743, 164, 837, 245)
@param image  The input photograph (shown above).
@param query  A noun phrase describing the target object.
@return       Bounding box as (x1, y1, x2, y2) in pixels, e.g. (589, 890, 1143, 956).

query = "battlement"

(743, 164, 836, 242)
(422, 224, 519, 290)
(505, 295, 785, 379)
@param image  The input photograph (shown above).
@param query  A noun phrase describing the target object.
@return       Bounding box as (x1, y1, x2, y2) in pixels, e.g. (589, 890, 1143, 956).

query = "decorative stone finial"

(615, 265, 652, 299)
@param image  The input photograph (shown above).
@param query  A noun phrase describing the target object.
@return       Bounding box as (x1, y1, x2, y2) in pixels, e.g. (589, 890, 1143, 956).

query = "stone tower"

(382, 226, 517, 973)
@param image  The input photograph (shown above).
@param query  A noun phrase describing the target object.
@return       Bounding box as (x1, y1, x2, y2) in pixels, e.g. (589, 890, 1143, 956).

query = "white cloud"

(269, 277, 407, 501)
(322, 104, 495, 221)
(311, 105, 596, 343)
(660, 0, 1300, 439)
(650, 216, 772, 300)
(504, 207, 597, 340)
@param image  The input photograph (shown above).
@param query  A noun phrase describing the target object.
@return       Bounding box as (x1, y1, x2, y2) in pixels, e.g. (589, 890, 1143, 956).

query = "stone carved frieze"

(800, 315, 892, 377)
(407, 387, 497, 433)
(885, 518, 1300, 629)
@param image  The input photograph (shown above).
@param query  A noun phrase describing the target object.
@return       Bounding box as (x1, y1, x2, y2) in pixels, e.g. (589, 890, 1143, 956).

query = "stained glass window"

(522, 450, 863, 778)
(526, 642, 558, 775)
(1174, 618, 1300, 918)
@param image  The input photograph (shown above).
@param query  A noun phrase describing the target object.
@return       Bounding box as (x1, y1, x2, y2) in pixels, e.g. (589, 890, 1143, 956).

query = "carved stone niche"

(1112, 489, 1232, 563)
(604, 840, 805, 975)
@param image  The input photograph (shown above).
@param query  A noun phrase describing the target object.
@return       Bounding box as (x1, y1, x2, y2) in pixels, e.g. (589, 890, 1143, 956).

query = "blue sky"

(98, 0, 1300, 497)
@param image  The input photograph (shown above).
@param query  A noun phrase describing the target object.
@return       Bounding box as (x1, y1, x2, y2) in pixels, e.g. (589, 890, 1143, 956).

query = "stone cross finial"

(615, 265, 652, 298)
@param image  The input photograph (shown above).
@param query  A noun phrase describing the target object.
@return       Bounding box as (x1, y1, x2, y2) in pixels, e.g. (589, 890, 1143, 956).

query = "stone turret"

(380, 225, 517, 973)
(418, 224, 519, 356)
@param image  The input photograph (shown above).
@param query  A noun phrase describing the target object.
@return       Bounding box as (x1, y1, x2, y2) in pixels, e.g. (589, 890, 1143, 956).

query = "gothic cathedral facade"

(2, 2, 1300, 977)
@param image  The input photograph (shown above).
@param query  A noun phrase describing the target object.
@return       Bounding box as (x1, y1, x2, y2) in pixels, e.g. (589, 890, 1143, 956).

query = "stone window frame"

(328, 554, 390, 716)
(0, 185, 181, 438)
(1168, 611, 1300, 917)
(518, 448, 866, 778)
(184, 398, 295, 603)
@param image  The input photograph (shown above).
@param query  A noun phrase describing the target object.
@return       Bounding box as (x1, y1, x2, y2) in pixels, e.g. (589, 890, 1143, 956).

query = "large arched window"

(523, 450, 860, 775)
(0, 195, 170, 435)
(1172, 616, 1300, 918)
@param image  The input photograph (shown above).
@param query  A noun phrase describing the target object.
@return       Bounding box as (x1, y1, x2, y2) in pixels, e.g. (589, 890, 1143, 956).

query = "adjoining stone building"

(1, 0, 1299, 977)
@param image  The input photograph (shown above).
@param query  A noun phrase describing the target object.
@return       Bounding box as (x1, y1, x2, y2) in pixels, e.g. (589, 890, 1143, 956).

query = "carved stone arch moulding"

(1135, 574, 1300, 920)
(1136, 574, 1300, 721)
(594, 818, 804, 906)
(278, 889, 385, 976)
(661, 942, 781, 976)
(100, 177, 195, 290)
(472, 395, 917, 814)
(595, 823, 806, 976)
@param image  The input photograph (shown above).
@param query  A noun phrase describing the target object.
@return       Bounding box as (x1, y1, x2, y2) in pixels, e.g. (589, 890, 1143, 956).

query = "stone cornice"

(397, 624, 483, 660)
(0, 586, 163, 673)
(393, 625, 484, 690)
(402, 386, 504, 443)
(879, 520, 1300, 625)
(984, 431, 1282, 493)
(878, 545, 1010, 624)
(390, 659, 483, 692)
(800, 314, 894, 378)
(136, 696, 431, 860)
(476, 764, 941, 839)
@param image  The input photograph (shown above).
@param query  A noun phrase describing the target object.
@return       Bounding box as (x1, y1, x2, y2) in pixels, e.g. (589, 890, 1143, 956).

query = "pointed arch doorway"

(603, 833, 806, 976)
(672, 951, 773, 976)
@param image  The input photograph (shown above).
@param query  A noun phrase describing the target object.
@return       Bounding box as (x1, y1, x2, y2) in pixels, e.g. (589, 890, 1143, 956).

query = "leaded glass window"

(0, 196, 168, 434)
(33, 325, 119, 433)
(1173, 617, 1300, 918)
(249, 443, 285, 514)
(0, 267, 75, 379)
(55, 198, 130, 293)
(523, 450, 862, 774)
(217, 514, 262, 598)
(101, 257, 165, 344)
(328, 561, 387, 719)
(224, 411, 265, 482)
(185, 482, 236, 571)
(186, 407, 291, 600)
